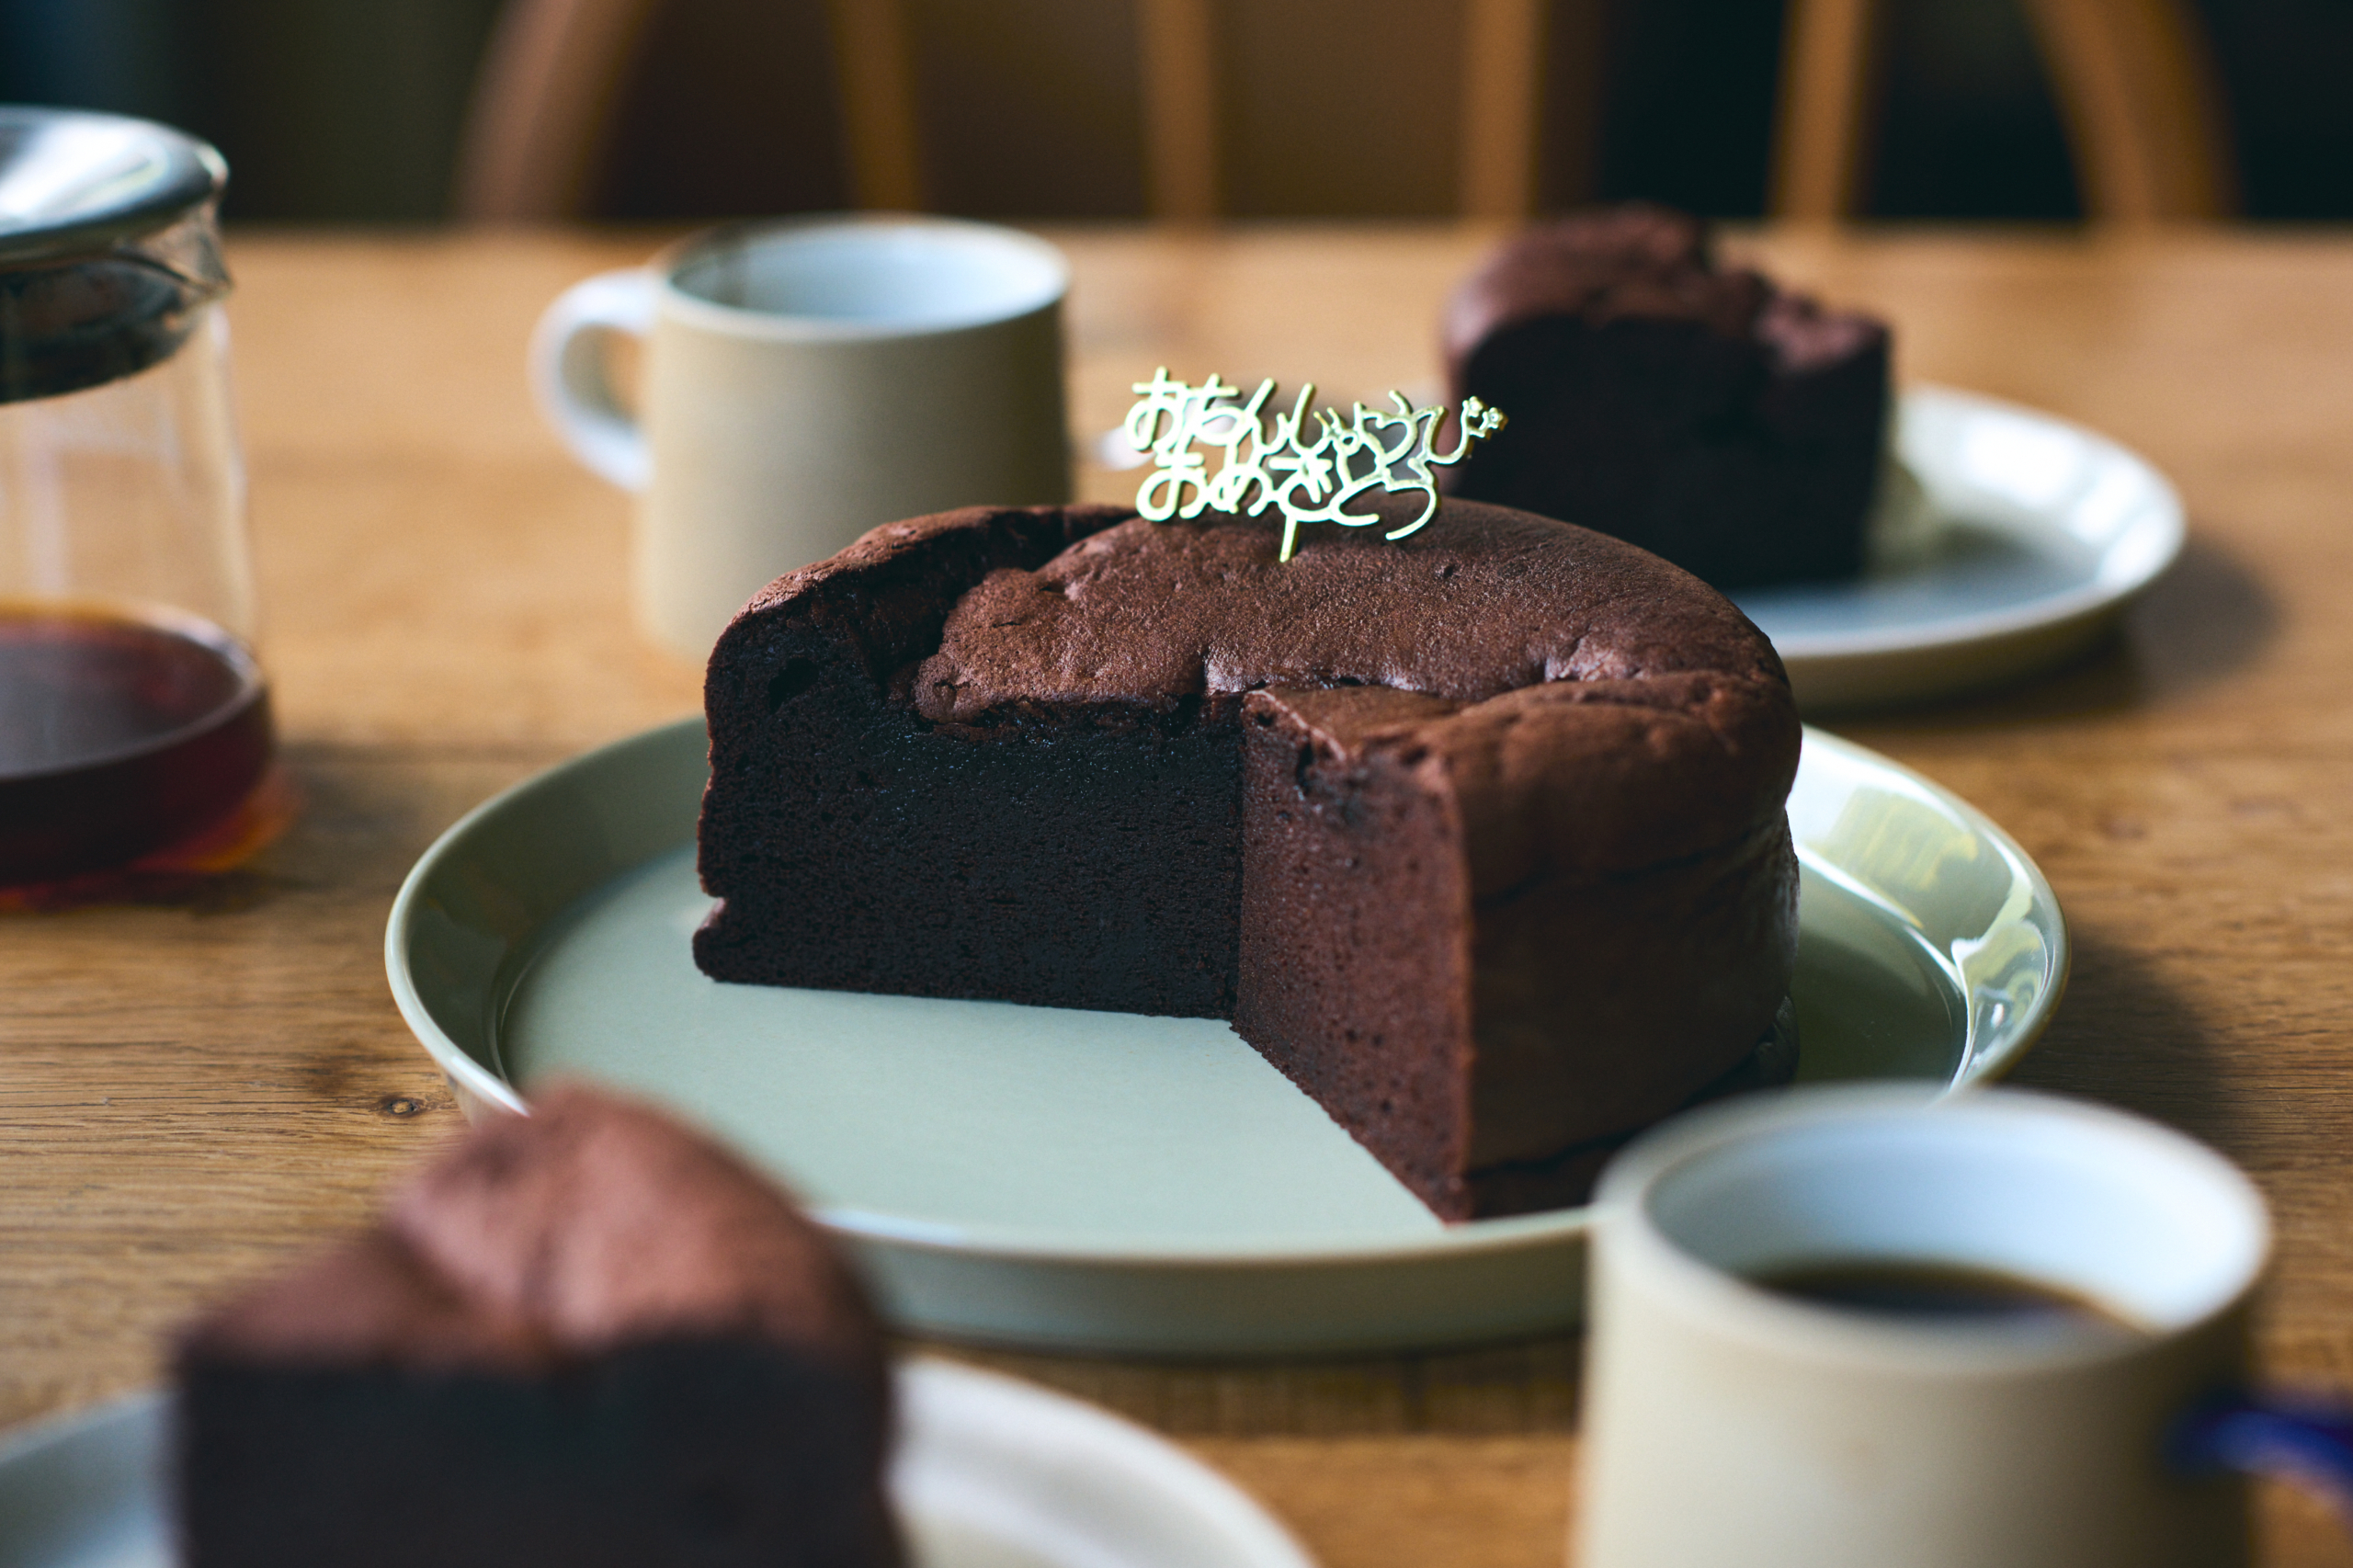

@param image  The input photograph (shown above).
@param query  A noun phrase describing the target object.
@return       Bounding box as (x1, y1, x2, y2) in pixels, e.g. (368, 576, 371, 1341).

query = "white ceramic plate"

(0, 1360, 1313, 1568)
(385, 720, 2065, 1354)
(1733, 385, 2185, 709)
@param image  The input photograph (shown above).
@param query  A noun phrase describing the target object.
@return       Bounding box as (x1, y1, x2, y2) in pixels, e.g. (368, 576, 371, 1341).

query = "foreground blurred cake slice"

(175, 1084, 902, 1568)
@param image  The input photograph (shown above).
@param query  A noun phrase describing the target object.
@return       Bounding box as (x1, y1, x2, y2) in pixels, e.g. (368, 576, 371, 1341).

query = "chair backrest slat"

(1137, 0, 1221, 223)
(824, 0, 926, 211)
(1460, 0, 1547, 221)
(456, 0, 659, 222)
(1771, 0, 1877, 222)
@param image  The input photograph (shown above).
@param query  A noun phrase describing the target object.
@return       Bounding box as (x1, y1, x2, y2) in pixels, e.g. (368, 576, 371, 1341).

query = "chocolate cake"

(175, 1085, 902, 1568)
(696, 495, 1802, 1220)
(1441, 203, 1890, 589)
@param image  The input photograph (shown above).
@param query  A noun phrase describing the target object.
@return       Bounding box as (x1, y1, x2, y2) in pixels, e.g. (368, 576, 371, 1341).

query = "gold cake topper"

(1122, 369, 1506, 562)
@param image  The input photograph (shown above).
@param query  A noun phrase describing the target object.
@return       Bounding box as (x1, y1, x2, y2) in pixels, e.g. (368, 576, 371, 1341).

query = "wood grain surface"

(3, 226, 2350, 1566)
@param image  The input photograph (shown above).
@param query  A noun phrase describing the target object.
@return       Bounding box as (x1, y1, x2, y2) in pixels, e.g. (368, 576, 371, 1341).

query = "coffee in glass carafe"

(0, 108, 271, 884)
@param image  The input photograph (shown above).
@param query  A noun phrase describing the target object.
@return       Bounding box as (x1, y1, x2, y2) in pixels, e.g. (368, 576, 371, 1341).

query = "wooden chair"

(457, 0, 2232, 226)
(1774, 0, 2234, 222)
(455, 0, 1560, 222)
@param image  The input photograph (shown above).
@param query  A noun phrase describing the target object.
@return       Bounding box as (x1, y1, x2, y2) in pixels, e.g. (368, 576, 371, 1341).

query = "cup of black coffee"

(1576, 1085, 2353, 1568)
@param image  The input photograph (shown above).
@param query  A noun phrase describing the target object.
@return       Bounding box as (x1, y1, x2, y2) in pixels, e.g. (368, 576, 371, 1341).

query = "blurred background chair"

(0, 0, 2336, 225)
(451, 0, 1582, 223)
(452, 0, 2229, 226)
(1777, 0, 2232, 222)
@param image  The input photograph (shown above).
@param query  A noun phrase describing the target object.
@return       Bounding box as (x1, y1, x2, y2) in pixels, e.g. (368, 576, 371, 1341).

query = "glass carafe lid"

(0, 107, 231, 404)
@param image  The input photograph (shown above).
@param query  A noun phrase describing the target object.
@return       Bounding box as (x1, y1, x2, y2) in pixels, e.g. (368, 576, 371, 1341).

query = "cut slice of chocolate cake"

(1441, 202, 1891, 589)
(176, 1085, 902, 1568)
(696, 497, 1802, 1220)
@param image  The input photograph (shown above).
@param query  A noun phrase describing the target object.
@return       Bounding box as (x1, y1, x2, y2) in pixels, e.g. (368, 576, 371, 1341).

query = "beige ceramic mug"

(1578, 1085, 2353, 1568)
(531, 215, 1071, 659)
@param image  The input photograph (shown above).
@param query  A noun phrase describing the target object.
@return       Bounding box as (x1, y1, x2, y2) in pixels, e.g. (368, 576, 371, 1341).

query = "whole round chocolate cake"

(697, 496, 1802, 1220)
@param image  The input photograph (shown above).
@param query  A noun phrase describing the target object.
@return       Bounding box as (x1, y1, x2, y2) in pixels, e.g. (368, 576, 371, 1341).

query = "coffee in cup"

(1577, 1085, 2353, 1568)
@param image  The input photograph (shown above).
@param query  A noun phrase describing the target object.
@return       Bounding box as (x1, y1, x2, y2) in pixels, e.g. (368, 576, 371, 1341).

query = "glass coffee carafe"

(0, 108, 270, 885)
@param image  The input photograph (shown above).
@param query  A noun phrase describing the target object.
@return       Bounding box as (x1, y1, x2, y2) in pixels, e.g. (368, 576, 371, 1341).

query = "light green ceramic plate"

(386, 720, 2065, 1355)
(1732, 385, 2185, 710)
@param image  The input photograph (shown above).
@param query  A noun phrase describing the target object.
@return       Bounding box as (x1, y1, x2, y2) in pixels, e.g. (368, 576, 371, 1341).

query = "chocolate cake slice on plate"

(1442, 203, 1891, 590)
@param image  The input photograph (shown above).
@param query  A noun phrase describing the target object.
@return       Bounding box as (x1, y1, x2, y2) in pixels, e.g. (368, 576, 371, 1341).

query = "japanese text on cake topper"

(1121, 369, 1506, 562)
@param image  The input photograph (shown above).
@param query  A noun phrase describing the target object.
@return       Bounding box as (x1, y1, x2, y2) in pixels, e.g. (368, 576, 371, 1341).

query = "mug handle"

(2171, 1392, 2353, 1526)
(529, 268, 654, 491)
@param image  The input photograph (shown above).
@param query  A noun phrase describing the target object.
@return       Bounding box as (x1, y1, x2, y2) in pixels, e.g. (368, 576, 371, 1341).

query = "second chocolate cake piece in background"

(696, 499, 1802, 1221)
(1442, 203, 1891, 590)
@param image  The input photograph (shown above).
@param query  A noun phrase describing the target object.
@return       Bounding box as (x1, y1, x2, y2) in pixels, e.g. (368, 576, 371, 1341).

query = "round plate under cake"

(385, 719, 2064, 1355)
(0, 1360, 1313, 1568)
(1733, 385, 2185, 710)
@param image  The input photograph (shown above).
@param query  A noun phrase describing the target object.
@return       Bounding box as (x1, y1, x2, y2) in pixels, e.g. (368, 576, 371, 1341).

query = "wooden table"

(5, 225, 2351, 1566)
